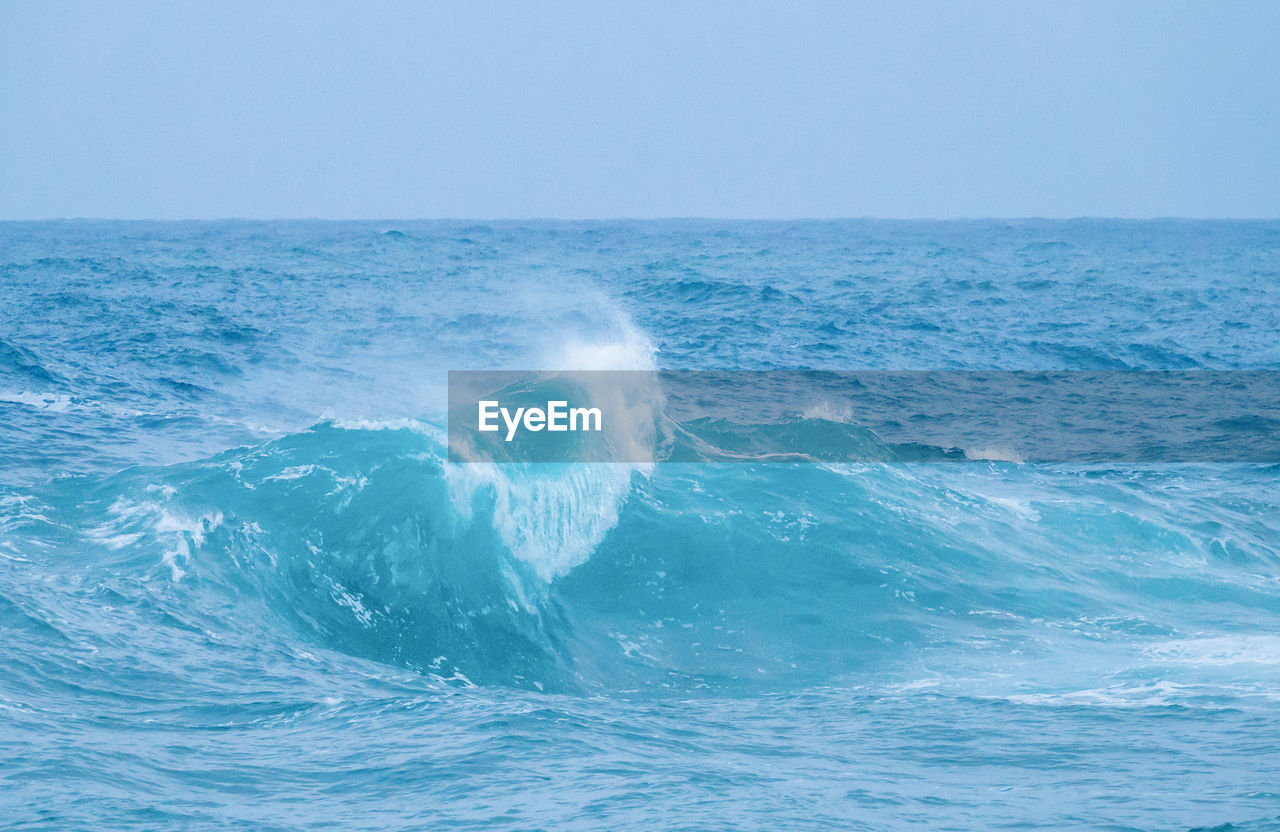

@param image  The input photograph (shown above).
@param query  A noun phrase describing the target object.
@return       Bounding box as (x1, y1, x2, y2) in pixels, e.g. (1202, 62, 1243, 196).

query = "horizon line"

(3, 215, 1280, 223)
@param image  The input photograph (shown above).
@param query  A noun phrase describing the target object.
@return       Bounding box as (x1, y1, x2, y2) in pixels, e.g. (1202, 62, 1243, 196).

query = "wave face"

(3, 220, 1280, 831)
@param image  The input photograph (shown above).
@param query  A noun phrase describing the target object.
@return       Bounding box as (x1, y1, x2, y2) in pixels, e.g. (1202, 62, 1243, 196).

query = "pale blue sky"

(2, 1, 1278, 219)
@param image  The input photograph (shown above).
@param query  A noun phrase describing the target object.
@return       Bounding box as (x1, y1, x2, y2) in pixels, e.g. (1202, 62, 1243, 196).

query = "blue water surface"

(2, 220, 1279, 831)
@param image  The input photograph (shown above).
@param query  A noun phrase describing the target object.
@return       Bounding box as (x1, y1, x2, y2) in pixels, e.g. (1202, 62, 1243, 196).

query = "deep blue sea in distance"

(2, 219, 1279, 831)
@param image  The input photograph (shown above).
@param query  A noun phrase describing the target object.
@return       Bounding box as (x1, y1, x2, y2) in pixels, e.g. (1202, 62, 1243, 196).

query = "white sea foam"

(328, 417, 445, 441)
(0, 390, 74, 412)
(88, 493, 223, 582)
(544, 308, 660, 372)
(447, 310, 659, 583)
(449, 460, 636, 584)
(1003, 681, 1198, 708)
(964, 445, 1025, 463)
(1143, 635, 1280, 667)
(801, 400, 854, 423)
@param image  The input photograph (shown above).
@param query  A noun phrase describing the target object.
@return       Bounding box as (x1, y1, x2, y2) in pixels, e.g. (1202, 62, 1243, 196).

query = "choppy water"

(2, 220, 1280, 831)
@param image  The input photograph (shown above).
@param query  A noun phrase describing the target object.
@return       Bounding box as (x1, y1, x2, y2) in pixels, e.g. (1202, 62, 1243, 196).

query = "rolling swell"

(70, 422, 575, 688)
(44, 414, 1280, 698)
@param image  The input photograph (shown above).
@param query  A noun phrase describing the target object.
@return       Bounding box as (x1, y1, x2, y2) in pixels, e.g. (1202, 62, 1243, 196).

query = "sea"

(2, 219, 1279, 831)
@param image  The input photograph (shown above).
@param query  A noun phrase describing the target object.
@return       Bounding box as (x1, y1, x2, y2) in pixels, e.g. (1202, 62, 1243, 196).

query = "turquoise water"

(2, 220, 1279, 830)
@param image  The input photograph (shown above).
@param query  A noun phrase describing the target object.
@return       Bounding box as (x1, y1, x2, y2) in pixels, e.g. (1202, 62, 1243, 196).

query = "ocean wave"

(7, 410, 1270, 699)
